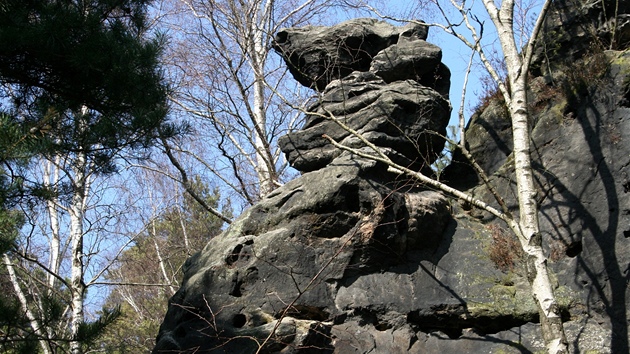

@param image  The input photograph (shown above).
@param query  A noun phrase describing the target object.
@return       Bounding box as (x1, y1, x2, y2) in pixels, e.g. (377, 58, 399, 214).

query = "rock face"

(276, 18, 451, 173)
(154, 5, 630, 353)
(278, 72, 450, 172)
(274, 18, 440, 91)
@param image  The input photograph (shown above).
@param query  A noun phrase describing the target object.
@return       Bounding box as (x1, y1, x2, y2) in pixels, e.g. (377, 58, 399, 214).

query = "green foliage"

(76, 306, 122, 349)
(0, 0, 180, 174)
(0, 112, 31, 236)
(0, 263, 69, 353)
(0, 209, 22, 252)
(0, 1, 183, 352)
(0, 287, 38, 354)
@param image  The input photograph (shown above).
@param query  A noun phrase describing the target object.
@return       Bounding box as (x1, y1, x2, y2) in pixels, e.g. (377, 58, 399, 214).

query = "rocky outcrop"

(443, 46, 630, 353)
(154, 5, 630, 353)
(273, 18, 444, 91)
(278, 72, 450, 172)
(153, 18, 461, 353)
(276, 18, 451, 173)
(533, 0, 630, 75)
(442, 1, 630, 351)
(153, 156, 455, 353)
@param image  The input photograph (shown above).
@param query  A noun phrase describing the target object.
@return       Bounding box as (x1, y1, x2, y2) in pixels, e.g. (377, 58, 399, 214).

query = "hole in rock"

(229, 283, 242, 297)
(565, 241, 583, 257)
(624, 230, 630, 238)
(226, 244, 243, 266)
(229, 272, 242, 297)
(408, 306, 537, 338)
(275, 31, 288, 44)
(174, 325, 187, 338)
(441, 327, 463, 339)
(374, 322, 392, 331)
(232, 314, 247, 328)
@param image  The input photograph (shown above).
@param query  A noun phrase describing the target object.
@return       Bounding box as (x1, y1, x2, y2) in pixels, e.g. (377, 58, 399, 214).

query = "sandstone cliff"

(153, 3, 630, 353)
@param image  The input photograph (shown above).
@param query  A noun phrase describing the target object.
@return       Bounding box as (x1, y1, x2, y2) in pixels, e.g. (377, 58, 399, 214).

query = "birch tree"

(96, 172, 225, 352)
(158, 0, 346, 205)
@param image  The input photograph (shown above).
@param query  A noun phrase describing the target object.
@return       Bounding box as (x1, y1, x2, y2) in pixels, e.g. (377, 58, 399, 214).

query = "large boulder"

(154, 5, 630, 353)
(278, 72, 451, 172)
(153, 157, 454, 353)
(273, 18, 429, 90)
(274, 19, 451, 173)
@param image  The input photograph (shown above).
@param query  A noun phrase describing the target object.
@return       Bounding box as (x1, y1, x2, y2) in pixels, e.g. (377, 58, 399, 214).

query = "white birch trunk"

(250, 0, 278, 197)
(176, 203, 191, 255)
(44, 156, 62, 292)
(69, 148, 88, 354)
(3, 254, 53, 354)
(151, 216, 178, 296)
(482, 1, 569, 352)
(510, 85, 568, 354)
(68, 108, 91, 354)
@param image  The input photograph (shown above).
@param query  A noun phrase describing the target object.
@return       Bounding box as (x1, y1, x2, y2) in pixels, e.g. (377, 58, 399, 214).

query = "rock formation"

(275, 19, 450, 172)
(154, 3, 630, 353)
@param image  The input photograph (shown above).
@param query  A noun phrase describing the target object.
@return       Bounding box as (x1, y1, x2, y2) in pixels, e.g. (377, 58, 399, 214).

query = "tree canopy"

(0, 0, 176, 165)
(0, 1, 179, 352)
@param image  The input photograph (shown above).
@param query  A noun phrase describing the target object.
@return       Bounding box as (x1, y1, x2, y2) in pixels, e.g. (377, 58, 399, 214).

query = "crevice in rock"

(566, 240, 583, 257)
(233, 314, 247, 328)
(229, 271, 242, 297)
(407, 305, 539, 338)
(276, 305, 330, 322)
(226, 240, 254, 266)
(226, 244, 243, 266)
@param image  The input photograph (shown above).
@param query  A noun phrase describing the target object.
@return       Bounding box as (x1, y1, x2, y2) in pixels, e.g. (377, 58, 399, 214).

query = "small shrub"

(529, 77, 564, 114)
(564, 43, 610, 96)
(486, 224, 523, 272)
(549, 240, 565, 262)
(470, 74, 506, 116)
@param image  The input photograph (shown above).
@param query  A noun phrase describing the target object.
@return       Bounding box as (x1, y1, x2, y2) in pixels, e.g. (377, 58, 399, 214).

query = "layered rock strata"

(153, 18, 460, 353)
(275, 18, 451, 172)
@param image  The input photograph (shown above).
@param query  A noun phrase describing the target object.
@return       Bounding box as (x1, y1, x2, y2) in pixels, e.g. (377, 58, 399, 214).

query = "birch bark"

(68, 109, 92, 354)
(69, 148, 88, 354)
(481, 1, 568, 352)
(3, 254, 53, 354)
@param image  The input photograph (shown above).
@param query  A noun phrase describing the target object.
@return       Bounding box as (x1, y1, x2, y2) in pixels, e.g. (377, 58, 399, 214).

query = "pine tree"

(0, 1, 180, 352)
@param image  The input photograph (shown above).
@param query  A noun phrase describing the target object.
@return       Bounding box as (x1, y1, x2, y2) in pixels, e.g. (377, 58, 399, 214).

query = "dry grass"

(486, 224, 523, 272)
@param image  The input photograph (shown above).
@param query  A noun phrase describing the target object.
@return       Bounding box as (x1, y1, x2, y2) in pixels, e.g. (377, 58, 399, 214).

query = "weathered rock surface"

(155, 3, 630, 353)
(533, 0, 630, 75)
(273, 18, 429, 91)
(275, 18, 451, 173)
(278, 72, 450, 172)
(443, 47, 630, 353)
(153, 155, 455, 353)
